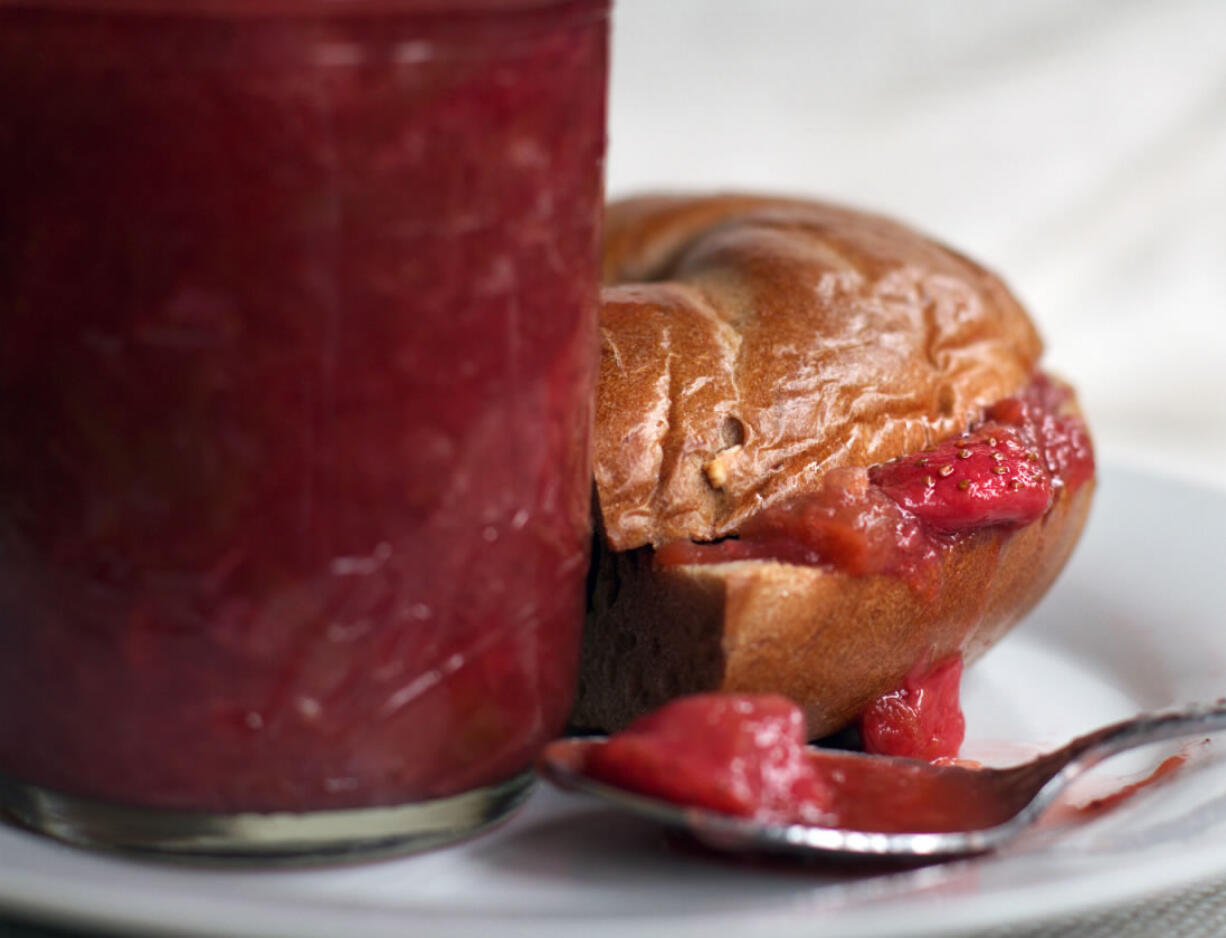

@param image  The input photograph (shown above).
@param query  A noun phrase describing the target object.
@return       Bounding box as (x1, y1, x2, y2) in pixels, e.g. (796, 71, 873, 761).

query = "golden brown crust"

(575, 477, 1094, 736)
(596, 194, 1043, 551)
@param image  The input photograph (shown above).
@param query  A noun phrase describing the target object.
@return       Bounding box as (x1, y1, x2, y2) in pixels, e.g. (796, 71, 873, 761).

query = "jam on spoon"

(540, 694, 1225, 858)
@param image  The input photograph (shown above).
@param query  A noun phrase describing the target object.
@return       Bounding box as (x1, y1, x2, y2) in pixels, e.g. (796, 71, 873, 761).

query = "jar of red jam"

(0, 0, 607, 859)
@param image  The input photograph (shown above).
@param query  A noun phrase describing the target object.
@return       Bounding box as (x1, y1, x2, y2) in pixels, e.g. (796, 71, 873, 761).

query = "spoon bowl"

(540, 699, 1226, 859)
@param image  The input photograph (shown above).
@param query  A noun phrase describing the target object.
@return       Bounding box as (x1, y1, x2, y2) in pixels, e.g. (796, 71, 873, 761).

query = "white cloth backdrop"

(607, 0, 1226, 491)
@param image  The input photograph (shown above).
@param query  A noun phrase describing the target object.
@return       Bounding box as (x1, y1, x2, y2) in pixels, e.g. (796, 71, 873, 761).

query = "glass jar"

(0, 0, 607, 860)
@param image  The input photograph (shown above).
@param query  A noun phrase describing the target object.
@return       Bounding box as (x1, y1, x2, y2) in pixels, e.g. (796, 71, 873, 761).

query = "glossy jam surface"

(859, 656, 966, 761)
(0, 2, 607, 811)
(654, 374, 1094, 582)
(655, 466, 938, 578)
(577, 693, 1008, 833)
(583, 694, 833, 825)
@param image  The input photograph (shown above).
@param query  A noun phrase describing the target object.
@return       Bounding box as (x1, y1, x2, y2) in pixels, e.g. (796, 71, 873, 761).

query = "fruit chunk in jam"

(859, 656, 966, 761)
(870, 427, 1052, 534)
(584, 694, 834, 824)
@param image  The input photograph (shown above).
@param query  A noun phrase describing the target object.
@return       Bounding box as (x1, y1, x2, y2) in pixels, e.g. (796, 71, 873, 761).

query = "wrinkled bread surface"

(596, 194, 1043, 551)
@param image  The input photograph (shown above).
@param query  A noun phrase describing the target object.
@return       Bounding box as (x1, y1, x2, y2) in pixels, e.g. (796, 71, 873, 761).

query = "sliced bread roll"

(574, 194, 1094, 735)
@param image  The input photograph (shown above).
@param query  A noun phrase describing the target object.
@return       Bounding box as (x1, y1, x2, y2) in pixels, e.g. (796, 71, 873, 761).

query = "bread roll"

(575, 194, 1094, 736)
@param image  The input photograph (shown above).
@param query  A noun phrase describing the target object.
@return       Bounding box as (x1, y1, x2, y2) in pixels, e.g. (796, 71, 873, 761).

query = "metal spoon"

(539, 699, 1226, 859)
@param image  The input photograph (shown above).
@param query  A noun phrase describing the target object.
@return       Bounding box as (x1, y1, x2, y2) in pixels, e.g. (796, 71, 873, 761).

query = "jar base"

(0, 771, 533, 864)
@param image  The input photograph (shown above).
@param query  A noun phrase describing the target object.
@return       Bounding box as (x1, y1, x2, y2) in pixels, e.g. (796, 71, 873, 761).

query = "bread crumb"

(703, 445, 742, 489)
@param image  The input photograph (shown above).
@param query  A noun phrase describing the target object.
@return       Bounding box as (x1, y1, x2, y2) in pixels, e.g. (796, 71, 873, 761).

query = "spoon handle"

(1047, 698, 1226, 774)
(984, 698, 1226, 832)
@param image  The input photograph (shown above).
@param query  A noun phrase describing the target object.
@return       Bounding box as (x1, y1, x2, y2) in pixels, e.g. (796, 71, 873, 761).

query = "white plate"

(5, 465, 1226, 938)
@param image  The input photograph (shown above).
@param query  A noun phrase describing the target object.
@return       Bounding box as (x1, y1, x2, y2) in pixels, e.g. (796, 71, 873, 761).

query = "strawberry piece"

(987, 378, 1095, 493)
(869, 424, 1053, 534)
(583, 693, 833, 823)
(859, 656, 966, 761)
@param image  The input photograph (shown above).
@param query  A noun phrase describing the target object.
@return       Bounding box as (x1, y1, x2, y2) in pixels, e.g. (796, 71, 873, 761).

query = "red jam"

(859, 656, 966, 761)
(0, 1, 607, 812)
(576, 693, 1009, 833)
(655, 466, 938, 578)
(654, 374, 1094, 583)
(583, 694, 833, 825)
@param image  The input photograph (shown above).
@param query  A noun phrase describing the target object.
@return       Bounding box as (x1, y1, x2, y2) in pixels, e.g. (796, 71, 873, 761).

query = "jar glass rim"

(0, 0, 606, 17)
